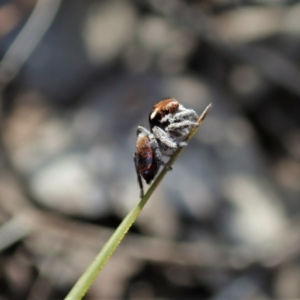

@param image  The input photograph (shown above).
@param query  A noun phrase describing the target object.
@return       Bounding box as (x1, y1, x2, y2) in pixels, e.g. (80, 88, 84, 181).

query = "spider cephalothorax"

(149, 97, 199, 155)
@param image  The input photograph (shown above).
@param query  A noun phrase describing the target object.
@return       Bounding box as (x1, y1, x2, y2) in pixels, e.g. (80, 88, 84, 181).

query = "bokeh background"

(0, 0, 300, 299)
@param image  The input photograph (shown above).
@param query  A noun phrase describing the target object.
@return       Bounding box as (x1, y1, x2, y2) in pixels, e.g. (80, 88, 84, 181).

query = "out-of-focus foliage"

(0, 0, 300, 299)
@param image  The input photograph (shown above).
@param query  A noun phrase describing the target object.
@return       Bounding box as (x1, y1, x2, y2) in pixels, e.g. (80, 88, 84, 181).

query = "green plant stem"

(64, 103, 212, 300)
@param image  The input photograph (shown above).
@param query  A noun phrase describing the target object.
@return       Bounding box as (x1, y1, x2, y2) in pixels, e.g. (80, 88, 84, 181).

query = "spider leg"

(172, 109, 198, 121)
(166, 120, 199, 132)
(148, 132, 172, 170)
(134, 154, 144, 198)
(152, 126, 179, 149)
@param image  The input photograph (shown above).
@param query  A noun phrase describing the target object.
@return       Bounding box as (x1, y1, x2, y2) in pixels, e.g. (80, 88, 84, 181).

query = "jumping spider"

(149, 97, 199, 155)
(134, 98, 200, 197)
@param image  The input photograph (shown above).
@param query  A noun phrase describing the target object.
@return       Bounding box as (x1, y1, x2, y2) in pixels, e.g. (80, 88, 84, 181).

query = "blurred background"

(0, 0, 300, 299)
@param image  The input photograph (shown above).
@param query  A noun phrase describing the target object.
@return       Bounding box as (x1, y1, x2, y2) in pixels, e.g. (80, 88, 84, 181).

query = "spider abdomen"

(134, 127, 160, 188)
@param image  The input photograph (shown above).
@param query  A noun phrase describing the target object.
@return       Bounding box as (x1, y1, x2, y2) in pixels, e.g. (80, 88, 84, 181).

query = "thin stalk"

(64, 103, 212, 300)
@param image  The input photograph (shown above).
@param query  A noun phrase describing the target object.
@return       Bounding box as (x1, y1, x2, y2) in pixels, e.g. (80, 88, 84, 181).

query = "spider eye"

(150, 111, 156, 120)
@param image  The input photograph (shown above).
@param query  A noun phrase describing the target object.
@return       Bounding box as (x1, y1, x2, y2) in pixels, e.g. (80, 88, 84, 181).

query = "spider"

(134, 98, 200, 196)
(134, 126, 171, 197)
(149, 97, 199, 155)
